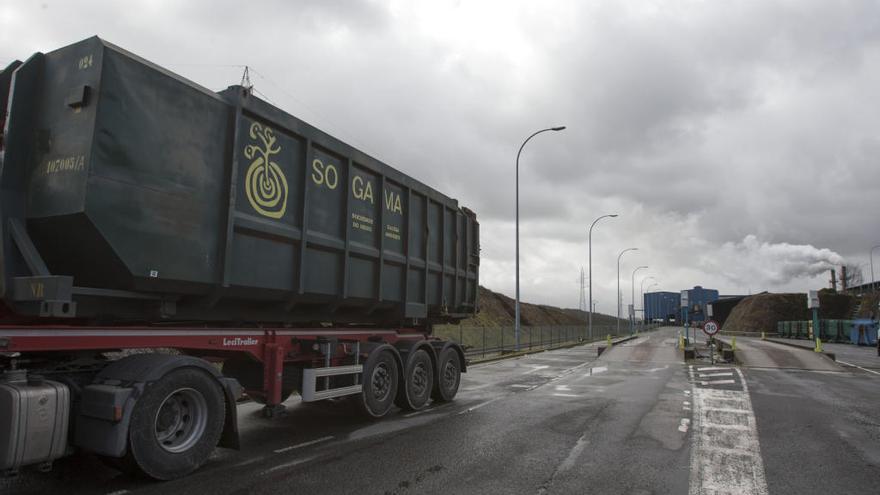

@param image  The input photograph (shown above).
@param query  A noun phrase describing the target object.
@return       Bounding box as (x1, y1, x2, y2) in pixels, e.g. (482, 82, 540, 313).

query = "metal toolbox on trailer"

(0, 371, 70, 471)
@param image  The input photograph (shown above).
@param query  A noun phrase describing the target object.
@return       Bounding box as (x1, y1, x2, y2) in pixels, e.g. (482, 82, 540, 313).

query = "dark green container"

(0, 37, 479, 326)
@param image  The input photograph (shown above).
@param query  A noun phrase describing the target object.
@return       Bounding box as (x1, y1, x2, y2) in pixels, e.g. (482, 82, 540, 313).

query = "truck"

(0, 37, 479, 480)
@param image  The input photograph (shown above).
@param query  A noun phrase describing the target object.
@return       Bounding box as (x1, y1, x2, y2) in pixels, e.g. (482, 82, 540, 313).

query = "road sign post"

(703, 319, 720, 364)
(807, 290, 821, 350)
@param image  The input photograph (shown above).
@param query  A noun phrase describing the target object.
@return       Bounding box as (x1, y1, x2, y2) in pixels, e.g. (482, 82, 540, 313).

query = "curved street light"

(645, 282, 660, 325)
(515, 126, 566, 351)
(588, 214, 618, 340)
(640, 276, 657, 323)
(631, 266, 649, 334)
(616, 248, 638, 335)
(871, 245, 880, 293)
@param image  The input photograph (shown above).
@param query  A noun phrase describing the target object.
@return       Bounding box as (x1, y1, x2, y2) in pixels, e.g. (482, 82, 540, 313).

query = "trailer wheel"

(432, 348, 461, 402)
(395, 349, 434, 411)
(357, 350, 399, 418)
(126, 368, 225, 480)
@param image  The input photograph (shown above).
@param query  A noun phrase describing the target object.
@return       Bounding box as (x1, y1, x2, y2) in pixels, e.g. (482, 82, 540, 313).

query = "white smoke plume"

(699, 235, 845, 287)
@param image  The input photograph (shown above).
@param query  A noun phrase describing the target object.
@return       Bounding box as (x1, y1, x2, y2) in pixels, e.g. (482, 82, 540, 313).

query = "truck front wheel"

(127, 368, 225, 480)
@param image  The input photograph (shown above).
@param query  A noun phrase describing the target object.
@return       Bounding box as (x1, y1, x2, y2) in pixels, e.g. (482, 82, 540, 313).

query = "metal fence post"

(482, 327, 486, 357)
(500, 327, 504, 353)
(459, 326, 463, 347)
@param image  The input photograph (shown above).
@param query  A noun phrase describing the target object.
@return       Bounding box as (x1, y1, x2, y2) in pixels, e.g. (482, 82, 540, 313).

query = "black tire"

(357, 350, 399, 418)
(432, 347, 461, 402)
(394, 349, 434, 411)
(125, 368, 225, 480)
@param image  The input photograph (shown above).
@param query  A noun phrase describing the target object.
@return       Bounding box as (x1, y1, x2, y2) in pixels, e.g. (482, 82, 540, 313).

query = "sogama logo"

(244, 122, 288, 219)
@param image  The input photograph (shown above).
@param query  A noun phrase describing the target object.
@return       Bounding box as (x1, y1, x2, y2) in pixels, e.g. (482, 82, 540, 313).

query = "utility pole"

(616, 247, 638, 336)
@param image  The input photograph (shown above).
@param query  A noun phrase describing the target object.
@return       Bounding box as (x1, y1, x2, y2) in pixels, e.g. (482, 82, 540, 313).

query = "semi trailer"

(0, 37, 478, 480)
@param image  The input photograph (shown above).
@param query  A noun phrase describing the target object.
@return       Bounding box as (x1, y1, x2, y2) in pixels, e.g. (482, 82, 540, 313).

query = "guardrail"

(776, 319, 878, 345)
(433, 323, 663, 358)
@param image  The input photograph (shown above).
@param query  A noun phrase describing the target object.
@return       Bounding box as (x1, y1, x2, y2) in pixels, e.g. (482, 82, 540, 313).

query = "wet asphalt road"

(4, 327, 879, 494)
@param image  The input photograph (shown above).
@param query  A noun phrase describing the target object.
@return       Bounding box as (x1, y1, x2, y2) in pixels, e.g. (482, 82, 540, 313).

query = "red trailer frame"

(0, 325, 430, 406)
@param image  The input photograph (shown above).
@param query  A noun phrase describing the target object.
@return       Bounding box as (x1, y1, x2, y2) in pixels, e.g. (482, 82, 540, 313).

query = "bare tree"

(841, 264, 864, 289)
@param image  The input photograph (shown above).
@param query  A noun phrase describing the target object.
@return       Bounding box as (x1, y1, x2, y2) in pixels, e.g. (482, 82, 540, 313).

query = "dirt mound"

(457, 286, 625, 327)
(722, 292, 857, 333)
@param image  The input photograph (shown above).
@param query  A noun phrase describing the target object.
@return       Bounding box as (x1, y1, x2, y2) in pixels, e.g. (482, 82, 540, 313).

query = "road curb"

(764, 337, 837, 361)
(467, 334, 642, 365)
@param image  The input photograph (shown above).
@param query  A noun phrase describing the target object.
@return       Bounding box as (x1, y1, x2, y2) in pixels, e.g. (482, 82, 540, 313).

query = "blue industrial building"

(644, 286, 720, 324)
(644, 291, 681, 323)
(682, 286, 719, 323)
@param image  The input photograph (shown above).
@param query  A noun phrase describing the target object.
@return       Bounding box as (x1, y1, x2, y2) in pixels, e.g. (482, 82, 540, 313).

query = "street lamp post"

(646, 282, 659, 325)
(640, 276, 656, 328)
(616, 248, 638, 335)
(631, 266, 648, 334)
(588, 214, 618, 341)
(871, 245, 880, 293)
(515, 126, 565, 351)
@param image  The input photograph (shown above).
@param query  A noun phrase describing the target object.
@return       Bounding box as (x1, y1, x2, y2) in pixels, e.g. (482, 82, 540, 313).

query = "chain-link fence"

(433, 322, 663, 359)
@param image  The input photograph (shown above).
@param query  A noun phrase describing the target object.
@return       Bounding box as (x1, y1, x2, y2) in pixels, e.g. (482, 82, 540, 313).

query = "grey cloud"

(2, 0, 878, 308)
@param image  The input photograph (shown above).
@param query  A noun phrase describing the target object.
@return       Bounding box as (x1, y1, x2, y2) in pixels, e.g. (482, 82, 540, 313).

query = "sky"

(2, 0, 879, 315)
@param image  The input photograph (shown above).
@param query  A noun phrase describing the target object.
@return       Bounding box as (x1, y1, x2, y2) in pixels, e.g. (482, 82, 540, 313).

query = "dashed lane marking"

(522, 365, 550, 374)
(403, 403, 451, 418)
(697, 367, 731, 372)
(273, 435, 334, 454)
(457, 397, 502, 414)
(260, 455, 319, 476)
(553, 393, 580, 398)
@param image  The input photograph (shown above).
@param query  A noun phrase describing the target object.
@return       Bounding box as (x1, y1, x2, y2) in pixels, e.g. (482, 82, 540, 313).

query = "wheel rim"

(442, 359, 458, 390)
(154, 387, 209, 453)
(371, 362, 392, 402)
(411, 362, 428, 398)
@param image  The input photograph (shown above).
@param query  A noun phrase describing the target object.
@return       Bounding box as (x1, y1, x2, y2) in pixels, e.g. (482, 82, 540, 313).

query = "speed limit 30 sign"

(702, 320, 720, 336)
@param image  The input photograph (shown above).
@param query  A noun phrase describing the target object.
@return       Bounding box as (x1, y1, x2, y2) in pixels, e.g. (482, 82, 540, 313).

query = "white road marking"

(273, 435, 334, 453)
(260, 455, 318, 475)
(106, 491, 130, 495)
(234, 455, 268, 468)
(644, 366, 669, 373)
(699, 372, 733, 378)
(697, 367, 731, 372)
(403, 403, 451, 418)
(555, 385, 571, 391)
(689, 368, 768, 495)
(699, 379, 736, 386)
(511, 384, 533, 388)
(461, 382, 495, 391)
(522, 365, 550, 374)
(458, 397, 501, 414)
(557, 431, 590, 472)
(837, 360, 880, 376)
(553, 393, 580, 398)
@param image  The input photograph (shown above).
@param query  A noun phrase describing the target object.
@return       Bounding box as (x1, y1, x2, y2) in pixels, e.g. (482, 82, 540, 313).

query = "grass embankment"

(721, 291, 857, 334)
(434, 286, 630, 351)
